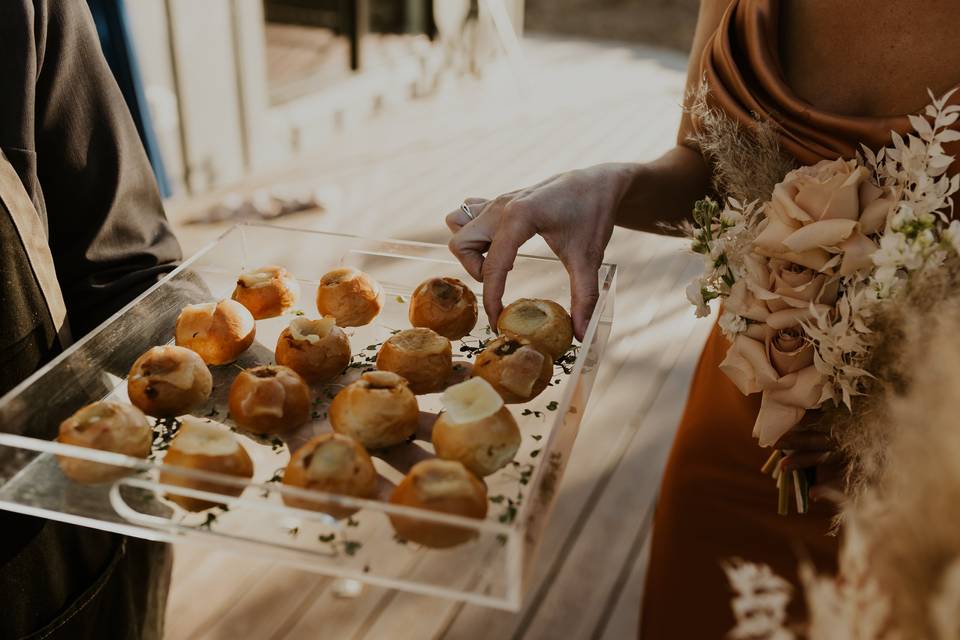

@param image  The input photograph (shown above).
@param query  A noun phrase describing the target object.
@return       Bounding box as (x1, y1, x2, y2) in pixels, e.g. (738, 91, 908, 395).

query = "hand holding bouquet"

(685, 90, 960, 513)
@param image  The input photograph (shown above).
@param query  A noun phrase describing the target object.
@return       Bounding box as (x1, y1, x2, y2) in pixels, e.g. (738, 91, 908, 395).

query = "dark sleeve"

(32, 0, 183, 336)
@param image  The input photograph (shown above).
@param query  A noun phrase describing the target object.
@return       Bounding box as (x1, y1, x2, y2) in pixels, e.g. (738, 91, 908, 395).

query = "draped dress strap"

(700, 0, 960, 166)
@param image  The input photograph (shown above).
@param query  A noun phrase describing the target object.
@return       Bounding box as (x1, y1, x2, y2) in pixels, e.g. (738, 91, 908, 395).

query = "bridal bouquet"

(726, 304, 960, 639)
(684, 90, 960, 514)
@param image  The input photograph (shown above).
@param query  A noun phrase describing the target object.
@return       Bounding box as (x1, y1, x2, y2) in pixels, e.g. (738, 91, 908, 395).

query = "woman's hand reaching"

(445, 163, 635, 340)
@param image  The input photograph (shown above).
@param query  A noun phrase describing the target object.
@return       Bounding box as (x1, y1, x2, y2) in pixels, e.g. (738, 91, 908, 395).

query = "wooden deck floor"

(164, 36, 710, 640)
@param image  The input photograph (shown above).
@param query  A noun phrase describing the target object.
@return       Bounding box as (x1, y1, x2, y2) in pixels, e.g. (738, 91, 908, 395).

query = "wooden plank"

(597, 531, 652, 640)
(518, 272, 711, 639)
(164, 549, 273, 639)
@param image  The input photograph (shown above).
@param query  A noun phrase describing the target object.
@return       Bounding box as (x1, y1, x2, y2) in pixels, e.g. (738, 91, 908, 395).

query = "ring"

(460, 202, 475, 221)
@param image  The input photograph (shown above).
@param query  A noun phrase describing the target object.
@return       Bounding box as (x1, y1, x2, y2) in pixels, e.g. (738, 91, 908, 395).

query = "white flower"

(686, 279, 711, 318)
(721, 207, 744, 226)
(944, 220, 960, 254)
(917, 228, 937, 248)
(872, 265, 902, 298)
(890, 207, 914, 230)
(718, 311, 747, 338)
(873, 232, 925, 272)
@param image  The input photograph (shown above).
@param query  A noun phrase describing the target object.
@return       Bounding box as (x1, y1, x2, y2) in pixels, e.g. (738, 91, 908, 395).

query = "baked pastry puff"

(282, 433, 378, 518)
(231, 265, 300, 319)
(376, 328, 452, 394)
(275, 316, 351, 384)
(388, 459, 487, 548)
(127, 345, 212, 417)
(472, 335, 552, 403)
(159, 416, 254, 512)
(228, 365, 311, 434)
(497, 298, 574, 361)
(431, 378, 520, 477)
(57, 401, 152, 484)
(175, 300, 255, 365)
(408, 277, 478, 340)
(315, 267, 382, 327)
(329, 371, 419, 449)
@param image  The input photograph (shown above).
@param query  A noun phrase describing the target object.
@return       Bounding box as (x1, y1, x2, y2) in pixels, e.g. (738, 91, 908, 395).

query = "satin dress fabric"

(639, 0, 957, 636)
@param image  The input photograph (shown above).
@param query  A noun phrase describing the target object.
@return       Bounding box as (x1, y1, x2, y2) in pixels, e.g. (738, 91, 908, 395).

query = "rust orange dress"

(637, 0, 953, 637)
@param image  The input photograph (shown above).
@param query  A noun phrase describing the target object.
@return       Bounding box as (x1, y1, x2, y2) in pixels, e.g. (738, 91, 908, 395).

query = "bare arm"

(612, 146, 712, 234)
(446, 1, 732, 335)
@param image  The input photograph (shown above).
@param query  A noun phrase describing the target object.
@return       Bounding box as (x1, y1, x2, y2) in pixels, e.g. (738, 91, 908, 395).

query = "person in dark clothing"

(0, 1, 181, 637)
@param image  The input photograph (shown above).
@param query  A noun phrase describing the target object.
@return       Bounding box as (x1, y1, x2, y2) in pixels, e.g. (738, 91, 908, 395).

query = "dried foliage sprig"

(685, 80, 796, 204)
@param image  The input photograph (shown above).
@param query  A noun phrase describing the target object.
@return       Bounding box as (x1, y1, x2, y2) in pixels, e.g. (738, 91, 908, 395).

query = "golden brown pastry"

(281, 433, 378, 518)
(175, 299, 256, 365)
(497, 298, 574, 361)
(230, 265, 300, 319)
(408, 277, 478, 340)
(127, 345, 212, 417)
(315, 267, 383, 327)
(329, 371, 419, 449)
(159, 416, 254, 511)
(56, 401, 152, 483)
(388, 459, 488, 548)
(227, 365, 311, 434)
(472, 335, 553, 403)
(376, 328, 452, 394)
(432, 378, 520, 477)
(275, 316, 351, 384)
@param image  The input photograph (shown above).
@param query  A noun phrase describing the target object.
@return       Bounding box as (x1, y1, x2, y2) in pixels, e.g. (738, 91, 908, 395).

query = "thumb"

(567, 258, 600, 341)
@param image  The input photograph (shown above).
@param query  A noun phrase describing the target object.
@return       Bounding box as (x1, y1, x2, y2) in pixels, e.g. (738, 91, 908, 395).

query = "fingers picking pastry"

(175, 299, 256, 365)
(228, 365, 311, 434)
(127, 345, 213, 417)
(388, 459, 487, 548)
(432, 377, 520, 477)
(497, 298, 574, 361)
(159, 416, 254, 512)
(375, 328, 452, 394)
(282, 433, 378, 518)
(231, 265, 300, 319)
(472, 335, 552, 403)
(275, 316, 351, 384)
(57, 401, 152, 484)
(315, 267, 383, 327)
(408, 277, 478, 340)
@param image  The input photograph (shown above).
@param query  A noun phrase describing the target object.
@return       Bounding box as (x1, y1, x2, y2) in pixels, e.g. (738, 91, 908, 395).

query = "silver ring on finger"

(460, 202, 476, 221)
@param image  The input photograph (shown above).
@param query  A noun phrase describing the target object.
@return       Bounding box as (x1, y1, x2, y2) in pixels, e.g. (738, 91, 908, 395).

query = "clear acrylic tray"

(0, 224, 615, 611)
